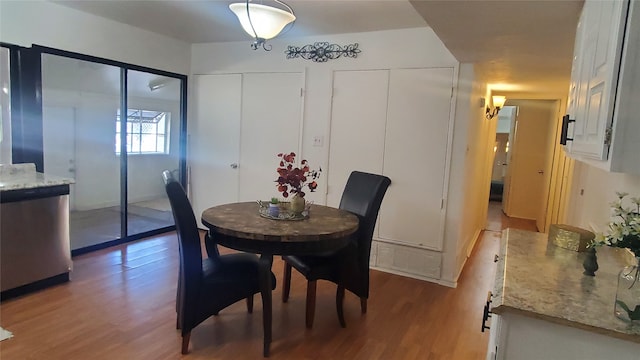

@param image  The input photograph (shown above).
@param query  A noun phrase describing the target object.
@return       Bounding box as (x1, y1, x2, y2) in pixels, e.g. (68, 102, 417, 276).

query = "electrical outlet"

(312, 135, 324, 147)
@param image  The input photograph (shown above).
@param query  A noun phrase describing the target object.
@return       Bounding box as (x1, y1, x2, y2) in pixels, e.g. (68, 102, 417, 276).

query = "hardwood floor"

(0, 201, 536, 359)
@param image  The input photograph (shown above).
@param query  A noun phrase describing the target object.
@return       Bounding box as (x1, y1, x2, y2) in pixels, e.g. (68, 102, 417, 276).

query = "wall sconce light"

(229, 0, 296, 51)
(485, 95, 507, 120)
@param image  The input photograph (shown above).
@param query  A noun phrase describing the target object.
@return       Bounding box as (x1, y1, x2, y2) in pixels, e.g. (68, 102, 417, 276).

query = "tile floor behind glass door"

(69, 198, 173, 250)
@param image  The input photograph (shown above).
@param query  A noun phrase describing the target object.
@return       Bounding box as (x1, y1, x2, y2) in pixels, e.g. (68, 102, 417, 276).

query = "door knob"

(537, 170, 544, 174)
(230, 163, 238, 169)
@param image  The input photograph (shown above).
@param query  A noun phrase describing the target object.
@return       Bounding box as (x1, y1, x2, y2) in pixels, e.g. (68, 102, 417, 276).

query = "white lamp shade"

(492, 95, 507, 109)
(229, 3, 295, 40)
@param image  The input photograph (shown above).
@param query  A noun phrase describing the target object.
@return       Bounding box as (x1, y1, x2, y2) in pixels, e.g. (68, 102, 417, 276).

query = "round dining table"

(201, 201, 359, 357)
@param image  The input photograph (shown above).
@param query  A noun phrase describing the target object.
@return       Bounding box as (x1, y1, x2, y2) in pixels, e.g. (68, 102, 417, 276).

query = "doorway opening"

(486, 100, 561, 233)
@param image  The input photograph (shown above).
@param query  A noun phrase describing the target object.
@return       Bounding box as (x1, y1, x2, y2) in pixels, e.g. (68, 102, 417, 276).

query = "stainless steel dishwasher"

(1, 184, 72, 298)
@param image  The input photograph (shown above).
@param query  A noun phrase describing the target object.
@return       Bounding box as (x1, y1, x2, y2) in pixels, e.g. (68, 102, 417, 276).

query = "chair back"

(339, 171, 391, 272)
(163, 170, 204, 326)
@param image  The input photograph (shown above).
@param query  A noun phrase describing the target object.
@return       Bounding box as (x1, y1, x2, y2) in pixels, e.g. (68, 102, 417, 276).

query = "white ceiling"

(51, 0, 584, 99)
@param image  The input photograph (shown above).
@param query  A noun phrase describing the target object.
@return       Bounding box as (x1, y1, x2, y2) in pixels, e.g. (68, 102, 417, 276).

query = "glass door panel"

(0, 47, 11, 164)
(41, 53, 122, 251)
(126, 70, 180, 236)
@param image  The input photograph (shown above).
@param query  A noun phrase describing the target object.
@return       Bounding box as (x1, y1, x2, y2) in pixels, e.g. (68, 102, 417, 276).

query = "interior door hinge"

(441, 198, 444, 209)
(604, 126, 613, 146)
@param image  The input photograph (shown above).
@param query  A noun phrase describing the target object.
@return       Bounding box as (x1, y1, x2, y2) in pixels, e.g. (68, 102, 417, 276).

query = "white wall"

(442, 66, 494, 285)
(192, 27, 457, 200)
(0, 0, 190, 74)
(496, 107, 515, 133)
(567, 162, 640, 232)
(192, 28, 487, 286)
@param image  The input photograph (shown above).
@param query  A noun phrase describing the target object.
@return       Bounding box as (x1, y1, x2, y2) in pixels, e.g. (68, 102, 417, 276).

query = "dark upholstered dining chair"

(162, 170, 275, 354)
(281, 171, 391, 328)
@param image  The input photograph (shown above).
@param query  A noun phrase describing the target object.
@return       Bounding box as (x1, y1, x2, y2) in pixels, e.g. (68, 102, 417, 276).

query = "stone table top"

(492, 228, 640, 343)
(201, 202, 359, 256)
(0, 163, 74, 191)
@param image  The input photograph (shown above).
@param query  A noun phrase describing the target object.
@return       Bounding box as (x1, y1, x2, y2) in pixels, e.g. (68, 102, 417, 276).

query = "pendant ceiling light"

(229, 0, 296, 51)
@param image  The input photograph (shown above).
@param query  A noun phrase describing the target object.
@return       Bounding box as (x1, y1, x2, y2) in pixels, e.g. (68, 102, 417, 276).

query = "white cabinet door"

(238, 72, 303, 202)
(327, 70, 388, 208)
(378, 68, 453, 250)
(191, 72, 304, 224)
(569, 0, 627, 159)
(328, 68, 453, 251)
(191, 74, 242, 225)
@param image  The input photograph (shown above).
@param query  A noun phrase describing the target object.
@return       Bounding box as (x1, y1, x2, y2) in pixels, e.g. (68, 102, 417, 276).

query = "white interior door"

(238, 72, 303, 202)
(43, 106, 76, 210)
(504, 100, 555, 220)
(502, 107, 518, 214)
(378, 68, 453, 250)
(191, 74, 242, 226)
(327, 70, 388, 208)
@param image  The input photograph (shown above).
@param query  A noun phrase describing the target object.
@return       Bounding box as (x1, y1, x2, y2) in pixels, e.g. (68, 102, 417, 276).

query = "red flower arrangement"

(276, 152, 321, 198)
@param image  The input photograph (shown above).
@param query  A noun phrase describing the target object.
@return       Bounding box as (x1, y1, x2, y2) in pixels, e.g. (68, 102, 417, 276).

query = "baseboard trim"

(71, 226, 175, 256)
(370, 265, 456, 288)
(1, 273, 69, 301)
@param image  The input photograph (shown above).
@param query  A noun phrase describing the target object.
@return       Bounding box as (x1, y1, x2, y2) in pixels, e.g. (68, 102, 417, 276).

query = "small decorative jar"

(614, 257, 640, 322)
(290, 194, 305, 214)
(268, 199, 280, 218)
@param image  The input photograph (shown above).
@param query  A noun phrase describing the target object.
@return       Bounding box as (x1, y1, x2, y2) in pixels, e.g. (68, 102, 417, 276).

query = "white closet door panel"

(327, 70, 389, 208)
(238, 72, 303, 202)
(191, 74, 241, 226)
(378, 68, 453, 250)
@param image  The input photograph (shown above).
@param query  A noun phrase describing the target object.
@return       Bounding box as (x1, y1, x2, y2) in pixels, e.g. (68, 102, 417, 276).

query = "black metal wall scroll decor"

(285, 42, 361, 62)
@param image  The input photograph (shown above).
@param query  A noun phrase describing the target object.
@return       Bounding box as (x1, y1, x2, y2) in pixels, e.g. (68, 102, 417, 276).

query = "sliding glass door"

(42, 54, 124, 250)
(29, 47, 186, 254)
(125, 70, 180, 236)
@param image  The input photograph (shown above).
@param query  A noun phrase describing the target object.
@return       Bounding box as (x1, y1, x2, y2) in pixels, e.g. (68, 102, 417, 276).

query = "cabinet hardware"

(494, 254, 499, 263)
(560, 114, 575, 145)
(482, 291, 493, 332)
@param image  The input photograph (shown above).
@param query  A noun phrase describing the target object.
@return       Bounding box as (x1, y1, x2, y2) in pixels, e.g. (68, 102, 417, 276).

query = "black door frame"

(1, 42, 188, 255)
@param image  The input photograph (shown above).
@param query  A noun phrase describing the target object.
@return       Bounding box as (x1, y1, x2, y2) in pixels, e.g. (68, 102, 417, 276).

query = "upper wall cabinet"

(565, 0, 640, 174)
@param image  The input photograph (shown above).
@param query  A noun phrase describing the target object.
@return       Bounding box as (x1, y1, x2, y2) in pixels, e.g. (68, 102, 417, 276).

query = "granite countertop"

(0, 163, 75, 191)
(492, 228, 640, 343)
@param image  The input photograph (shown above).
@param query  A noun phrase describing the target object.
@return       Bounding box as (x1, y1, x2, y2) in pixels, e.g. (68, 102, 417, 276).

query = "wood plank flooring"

(0, 201, 535, 359)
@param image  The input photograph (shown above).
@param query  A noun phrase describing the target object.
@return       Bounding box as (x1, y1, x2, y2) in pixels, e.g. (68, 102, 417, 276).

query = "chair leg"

(305, 280, 317, 328)
(247, 294, 254, 313)
(282, 261, 292, 303)
(181, 331, 191, 354)
(360, 297, 367, 314)
(336, 285, 346, 328)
